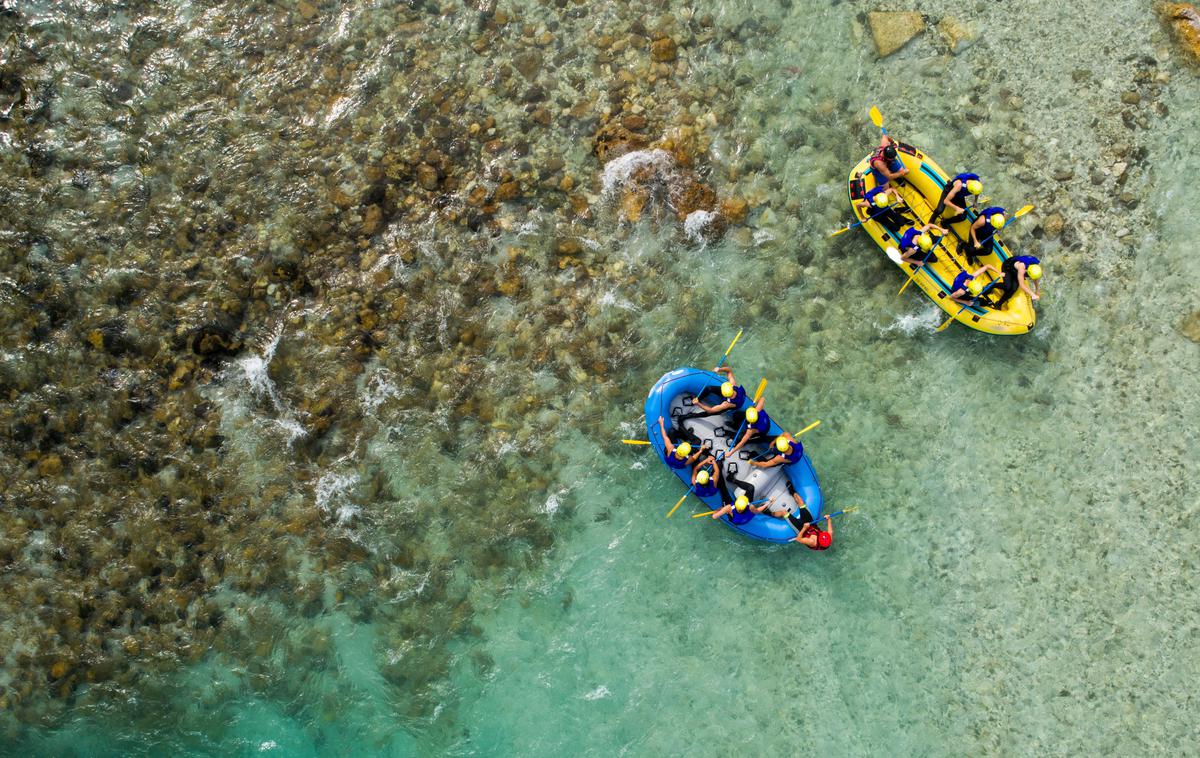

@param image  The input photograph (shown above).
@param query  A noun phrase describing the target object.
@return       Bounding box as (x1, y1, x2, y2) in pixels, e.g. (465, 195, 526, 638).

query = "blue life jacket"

(977, 206, 1006, 237)
(729, 506, 755, 525)
(664, 451, 688, 469)
(951, 271, 972, 294)
(953, 172, 980, 184)
(864, 186, 887, 205)
(750, 410, 771, 434)
(899, 227, 921, 250)
(728, 385, 747, 406)
(694, 480, 719, 498)
(1011, 255, 1040, 267)
(781, 441, 803, 464)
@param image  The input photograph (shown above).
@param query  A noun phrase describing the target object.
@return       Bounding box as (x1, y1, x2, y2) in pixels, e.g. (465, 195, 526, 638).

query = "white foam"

(878, 309, 940, 336)
(315, 472, 360, 524)
(600, 149, 673, 197)
(583, 685, 611, 700)
(683, 209, 718, 244)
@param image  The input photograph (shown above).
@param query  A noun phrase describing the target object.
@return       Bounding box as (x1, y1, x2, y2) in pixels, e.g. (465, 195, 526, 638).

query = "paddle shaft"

(936, 278, 1004, 331)
(897, 233, 949, 296)
(715, 329, 743, 369)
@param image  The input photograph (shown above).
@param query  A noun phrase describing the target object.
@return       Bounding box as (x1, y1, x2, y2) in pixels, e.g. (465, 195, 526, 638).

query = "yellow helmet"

(720, 382, 735, 398)
(745, 407, 759, 424)
(775, 436, 791, 452)
(965, 179, 983, 195)
(872, 192, 891, 208)
(734, 495, 749, 512)
(696, 469, 711, 485)
(674, 442, 692, 459)
(990, 213, 1007, 229)
(967, 278, 984, 296)
(916, 233, 933, 251)
(1027, 263, 1043, 280)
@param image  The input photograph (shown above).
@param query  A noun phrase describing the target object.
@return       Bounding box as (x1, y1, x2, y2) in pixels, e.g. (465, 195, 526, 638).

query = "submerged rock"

(1161, 3, 1200, 62)
(937, 16, 976, 54)
(867, 11, 925, 57)
(1181, 311, 1200, 343)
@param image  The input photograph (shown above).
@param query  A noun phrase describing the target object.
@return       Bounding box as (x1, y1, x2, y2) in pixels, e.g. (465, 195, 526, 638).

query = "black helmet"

(883, 145, 898, 160)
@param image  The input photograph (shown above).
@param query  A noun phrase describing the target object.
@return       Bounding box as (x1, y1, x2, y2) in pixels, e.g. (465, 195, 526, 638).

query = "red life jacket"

(805, 530, 832, 551)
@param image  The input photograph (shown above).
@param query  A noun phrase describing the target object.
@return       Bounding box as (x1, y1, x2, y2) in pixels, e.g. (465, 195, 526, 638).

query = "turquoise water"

(2, 0, 1199, 755)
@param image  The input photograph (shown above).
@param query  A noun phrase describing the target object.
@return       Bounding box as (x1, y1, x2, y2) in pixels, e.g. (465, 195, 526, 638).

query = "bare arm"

(711, 504, 733, 520)
(971, 264, 1000, 279)
(657, 416, 674, 456)
(727, 428, 754, 457)
(752, 496, 776, 515)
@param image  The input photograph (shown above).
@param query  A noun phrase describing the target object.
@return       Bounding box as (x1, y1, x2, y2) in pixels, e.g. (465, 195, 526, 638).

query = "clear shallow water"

(2, 0, 1199, 755)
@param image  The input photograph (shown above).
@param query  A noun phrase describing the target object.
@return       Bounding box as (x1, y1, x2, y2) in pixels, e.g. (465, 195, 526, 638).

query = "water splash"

(600, 149, 674, 197)
(683, 209, 719, 244)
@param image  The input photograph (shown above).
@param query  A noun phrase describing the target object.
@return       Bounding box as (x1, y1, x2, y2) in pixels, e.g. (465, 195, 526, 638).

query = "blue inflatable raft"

(644, 367, 823, 543)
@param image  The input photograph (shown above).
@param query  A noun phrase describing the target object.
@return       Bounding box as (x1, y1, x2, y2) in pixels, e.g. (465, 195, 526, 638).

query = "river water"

(1, 0, 1198, 755)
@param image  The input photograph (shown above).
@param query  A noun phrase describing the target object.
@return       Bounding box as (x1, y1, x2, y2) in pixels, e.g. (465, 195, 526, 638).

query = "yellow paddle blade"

(666, 492, 688, 518)
(897, 275, 915, 297)
(753, 379, 767, 402)
(692, 510, 716, 519)
(794, 420, 821, 437)
(1013, 204, 1034, 219)
(828, 224, 853, 238)
(621, 439, 651, 445)
(869, 106, 883, 129)
(723, 329, 743, 358)
(843, 506, 859, 514)
(935, 312, 958, 332)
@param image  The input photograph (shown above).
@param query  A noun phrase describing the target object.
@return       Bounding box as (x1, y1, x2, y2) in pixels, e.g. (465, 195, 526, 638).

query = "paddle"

(783, 507, 859, 538)
(621, 439, 651, 445)
(666, 484, 696, 518)
(935, 278, 1004, 332)
(869, 106, 886, 135)
(691, 498, 770, 519)
(829, 206, 894, 238)
(715, 329, 743, 369)
(753, 379, 767, 403)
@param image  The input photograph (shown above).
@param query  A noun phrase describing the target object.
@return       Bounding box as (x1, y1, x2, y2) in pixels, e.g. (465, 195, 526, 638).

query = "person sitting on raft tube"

(932, 173, 982, 224)
(853, 185, 912, 234)
(897, 222, 947, 267)
(965, 206, 1007, 264)
(726, 401, 772, 458)
(869, 135, 908, 187)
(991, 256, 1043, 309)
(711, 495, 778, 525)
(659, 427, 707, 471)
(948, 264, 1001, 308)
(692, 456, 733, 504)
(793, 514, 833, 550)
(682, 366, 746, 420)
(751, 433, 803, 470)
(764, 487, 821, 535)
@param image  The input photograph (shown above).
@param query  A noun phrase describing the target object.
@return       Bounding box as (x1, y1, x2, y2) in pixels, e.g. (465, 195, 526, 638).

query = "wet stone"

(867, 11, 925, 57)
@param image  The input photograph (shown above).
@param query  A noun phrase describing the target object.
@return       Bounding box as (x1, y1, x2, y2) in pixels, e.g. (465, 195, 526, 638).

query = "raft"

(644, 367, 823, 544)
(847, 142, 1037, 335)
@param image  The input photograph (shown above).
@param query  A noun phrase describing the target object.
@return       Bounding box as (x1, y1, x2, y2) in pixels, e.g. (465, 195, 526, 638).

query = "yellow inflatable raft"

(847, 143, 1036, 335)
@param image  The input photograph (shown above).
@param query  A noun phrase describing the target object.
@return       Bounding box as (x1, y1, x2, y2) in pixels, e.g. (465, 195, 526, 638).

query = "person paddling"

(966, 206, 1007, 264)
(792, 513, 833, 550)
(897, 222, 946, 267)
(853, 185, 913, 234)
(751, 433, 803, 469)
(869, 135, 908, 187)
(932, 172, 983, 224)
(659, 426, 706, 471)
(683, 366, 747, 420)
(947, 264, 1001, 307)
(991, 255, 1043, 309)
(692, 456, 733, 504)
(711, 494, 777, 525)
(726, 401, 772, 458)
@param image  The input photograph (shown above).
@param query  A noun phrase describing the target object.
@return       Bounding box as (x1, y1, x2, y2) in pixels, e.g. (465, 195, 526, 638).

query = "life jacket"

(899, 227, 922, 251)
(951, 271, 972, 295)
(664, 452, 689, 469)
(864, 186, 886, 205)
(694, 480, 719, 498)
(977, 206, 1006, 236)
(952, 172, 980, 184)
(749, 410, 771, 434)
(729, 506, 755, 525)
(1011, 255, 1040, 268)
(727, 385, 747, 406)
(781, 442, 803, 464)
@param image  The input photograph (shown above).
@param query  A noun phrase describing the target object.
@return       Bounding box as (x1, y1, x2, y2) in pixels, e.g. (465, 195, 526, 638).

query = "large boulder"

(867, 11, 925, 58)
(1161, 3, 1200, 62)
